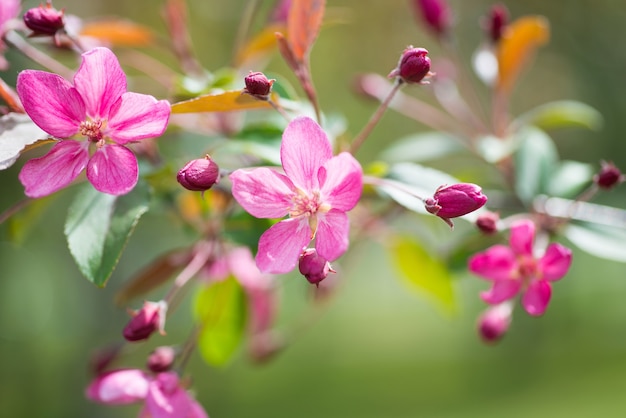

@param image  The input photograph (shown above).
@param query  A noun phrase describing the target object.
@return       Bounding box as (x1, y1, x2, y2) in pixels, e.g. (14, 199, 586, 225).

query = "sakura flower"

(87, 369, 208, 418)
(230, 116, 363, 274)
(468, 219, 572, 316)
(17, 46, 170, 197)
(0, 0, 20, 69)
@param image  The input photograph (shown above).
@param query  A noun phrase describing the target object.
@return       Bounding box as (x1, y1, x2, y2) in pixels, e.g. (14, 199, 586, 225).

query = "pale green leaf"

(515, 100, 603, 131)
(381, 132, 463, 163)
(547, 160, 593, 198)
(514, 127, 558, 204)
(565, 223, 626, 263)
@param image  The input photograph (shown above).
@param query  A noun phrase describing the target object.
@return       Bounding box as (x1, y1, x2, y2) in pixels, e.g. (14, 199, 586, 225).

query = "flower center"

(516, 256, 538, 285)
(79, 119, 104, 144)
(290, 189, 322, 218)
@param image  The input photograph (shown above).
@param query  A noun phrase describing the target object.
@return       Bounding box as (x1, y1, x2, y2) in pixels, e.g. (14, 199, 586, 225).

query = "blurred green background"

(2, 0, 626, 417)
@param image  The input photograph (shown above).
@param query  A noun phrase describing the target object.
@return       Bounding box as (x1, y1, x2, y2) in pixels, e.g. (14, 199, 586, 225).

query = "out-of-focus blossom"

(476, 211, 499, 235)
(469, 220, 572, 316)
(147, 346, 177, 373)
(412, 0, 451, 36)
(0, 0, 21, 69)
(177, 156, 220, 192)
(230, 116, 363, 274)
(593, 161, 624, 190)
(388, 47, 432, 84)
(424, 183, 487, 227)
(477, 301, 512, 344)
(484, 3, 508, 43)
(123, 301, 168, 342)
(17, 47, 170, 197)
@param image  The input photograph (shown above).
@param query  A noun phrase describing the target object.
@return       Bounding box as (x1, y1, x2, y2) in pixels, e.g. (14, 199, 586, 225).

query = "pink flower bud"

(412, 0, 451, 36)
(177, 155, 220, 192)
(477, 302, 512, 344)
(476, 211, 499, 235)
(593, 161, 624, 190)
(123, 301, 167, 342)
(271, 0, 291, 23)
(298, 248, 334, 286)
(388, 47, 432, 84)
(243, 71, 275, 99)
(425, 183, 487, 226)
(23, 2, 65, 36)
(147, 346, 177, 373)
(484, 4, 508, 43)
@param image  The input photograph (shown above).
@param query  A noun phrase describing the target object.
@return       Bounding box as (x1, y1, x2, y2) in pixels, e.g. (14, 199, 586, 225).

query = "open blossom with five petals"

(468, 219, 572, 316)
(230, 116, 363, 274)
(17, 46, 170, 197)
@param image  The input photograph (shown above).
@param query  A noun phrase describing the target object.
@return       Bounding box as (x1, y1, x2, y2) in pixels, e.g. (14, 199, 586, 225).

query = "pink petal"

(188, 400, 210, 418)
(509, 219, 535, 256)
(522, 279, 552, 316)
(280, 116, 332, 191)
(19, 140, 89, 198)
(85, 369, 150, 405)
(318, 152, 363, 212)
(0, 0, 20, 27)
(315, 209, 350, 261)
(17, 70, 84, 138)
(73, 47, 127, 119)
(256, 218, 311, 274)
(480, 279, 522, 304)
(230, 167, 295, 218)
(468, 245, 517, 281)
(539, 243, 572, 281)
(107, 92, 171, 144)
(86, 144, 138, 195)
(145, 374, 192, 418)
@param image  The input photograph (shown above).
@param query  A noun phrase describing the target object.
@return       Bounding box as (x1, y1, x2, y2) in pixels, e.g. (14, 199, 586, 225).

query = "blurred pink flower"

(468, 219, 572, 316)
(230, 116, 363, 274)
(87, 370, 208, 418)
(0, 0, 20, 69)
(17, 46, 170, 197)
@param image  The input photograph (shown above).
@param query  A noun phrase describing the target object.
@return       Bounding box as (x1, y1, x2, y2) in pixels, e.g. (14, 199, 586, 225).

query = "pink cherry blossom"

(17, 47, 170, 197)
(468, 219, 572, 316)
(230, 116, 363, 274)
(0, 0, 20, 69)
(87, 369, 208, 418)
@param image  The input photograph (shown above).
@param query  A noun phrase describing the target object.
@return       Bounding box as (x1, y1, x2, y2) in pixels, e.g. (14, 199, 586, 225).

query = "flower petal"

(509, 219, 535, 256)
(315, 209, 350, 261)
(539, 243, 572, 281)
(73, 47, 127, 119)
(86, 144, 138, 195)
(522, 279, 552, 316)
(280, 116, 332, 191)
(256, 218, 311, 274)
(318, 152, 363, 212)
(480, 279, 522, 304)
(86, 369, 150, 405)
(19, 140, 89, 197)
(107, 92, 171, 144)
(230, 167, 294, 218)
(17, 70, 84, 137)
(145, 373, 192, 418)
(468, 245, 517, 281)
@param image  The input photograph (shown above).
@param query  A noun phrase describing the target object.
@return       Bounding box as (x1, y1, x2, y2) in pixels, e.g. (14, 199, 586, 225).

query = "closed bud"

(298, 248, 334, 286)
(147, 346, 176, 373)
(477, 302, 512, 344)
(484, 4, 508, 43)
(476, 211, 499, 235)
(23, 2, 65, 37)
(425, 183, 487, 227)
(388, 47, 432, 84)
(123, 301, 167, 342)
(593, 161, 624, 190)
(243, 71, 275, 100)
(177, 155, 220, 192)
(412, 0, 451, 36)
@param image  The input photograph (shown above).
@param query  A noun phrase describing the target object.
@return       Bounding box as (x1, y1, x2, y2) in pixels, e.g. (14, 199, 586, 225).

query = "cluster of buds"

(424, 183, 488, 227)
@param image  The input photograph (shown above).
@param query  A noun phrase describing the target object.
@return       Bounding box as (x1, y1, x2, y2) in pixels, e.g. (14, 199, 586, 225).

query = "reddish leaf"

(287, 0, 326, 62)
(80, 19, 154, 47)
(235, 23, 287, 67)
(171, 90, 277, 114)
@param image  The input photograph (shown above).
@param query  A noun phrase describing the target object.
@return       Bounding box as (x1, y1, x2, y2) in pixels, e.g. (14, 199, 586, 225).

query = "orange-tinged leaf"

(287, 0, 326, 62)
(80, 19, 154, 47)
(497, 16, 550, 93)
(171, 90, 278, 113)
(236, 23, 286, 67)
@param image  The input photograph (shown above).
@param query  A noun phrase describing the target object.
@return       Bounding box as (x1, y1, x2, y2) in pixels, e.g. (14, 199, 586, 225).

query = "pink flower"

(87, 370, 208, 418)
(230, 116, 363, 274)
(0, 0, 20, 69)
(17, 47, 171, 197)
(469, 220, 572, 316)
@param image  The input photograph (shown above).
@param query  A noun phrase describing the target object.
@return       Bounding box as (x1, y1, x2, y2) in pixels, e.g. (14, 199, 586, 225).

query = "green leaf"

(547, 160, 593, 198)
(381, 132, 463, 163)
(476, 134, 519, 163)
(389, 236, 456, 313)
(514, 127, 558, 204)
(565, 223, 626, 263)
(65, 183, 150, 287)
(194, 277, 248, 366)
(515, 100, 603, 131)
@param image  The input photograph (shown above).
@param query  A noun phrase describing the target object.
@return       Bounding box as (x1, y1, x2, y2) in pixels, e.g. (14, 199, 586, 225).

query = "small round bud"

(298, 248, 334, 286)
(476, 211, 499, 235)
(123, 301, 167, 342)
(484, 4, 508, 43)
(147, 346, 176, 373)
(593, 161, 624, 190)
(243, 71, 275, 100)
(177, 155, 220, 192)
(477, 302, 512, 344)
(388, 47, 432, 84)
(23, 2, 65, 37)
(425, 183, 488, 227)
(412, 0, 451, 36)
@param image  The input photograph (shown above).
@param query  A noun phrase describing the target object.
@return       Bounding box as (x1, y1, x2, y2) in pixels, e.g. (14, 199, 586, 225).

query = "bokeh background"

(2, 0, 626, 417)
